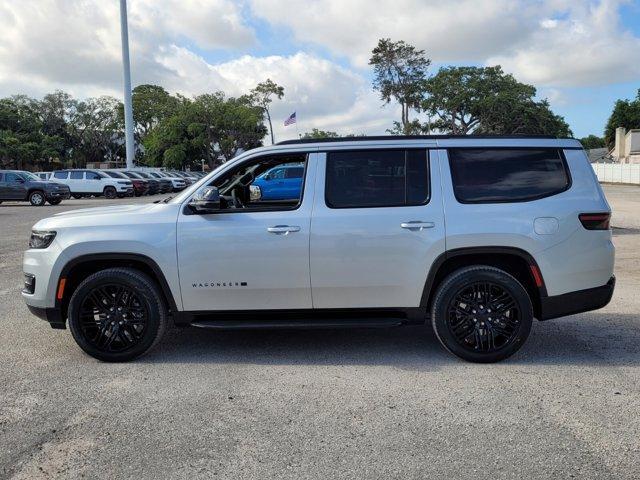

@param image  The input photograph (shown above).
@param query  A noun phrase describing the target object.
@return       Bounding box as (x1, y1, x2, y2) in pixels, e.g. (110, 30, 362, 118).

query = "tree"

(604, 89, 640, 148)
(423, 66, 572, 137)
(249, 79, 284, 145)
(67, 96, 121, 166)
(579, 135, 606, 150)
(143, 92, 267, 170)
(301, 128, 339, 139)
(119, 84, 181, 145)
(369, 38, 431, 134)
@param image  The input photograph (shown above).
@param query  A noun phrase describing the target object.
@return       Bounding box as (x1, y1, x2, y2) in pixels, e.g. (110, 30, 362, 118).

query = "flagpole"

(120, 0, 135, 169)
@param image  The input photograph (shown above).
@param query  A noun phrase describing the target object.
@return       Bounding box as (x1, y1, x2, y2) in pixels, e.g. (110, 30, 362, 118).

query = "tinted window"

(54, 171, 68, 179)
(448, 149, 570, 203)
(104, 171, 121, 178)
(86, 171, 103, 180)
(70, 171, 83, 180)
(6, 173, 20, 182)
(325, 149, 429, 208)
(286, 167, 304, 179)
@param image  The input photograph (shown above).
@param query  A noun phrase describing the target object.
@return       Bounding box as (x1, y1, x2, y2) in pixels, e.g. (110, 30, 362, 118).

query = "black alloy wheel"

(48, 198, 62, 205)
(431, 266, 533, 363)
(68, 268, 167, 362)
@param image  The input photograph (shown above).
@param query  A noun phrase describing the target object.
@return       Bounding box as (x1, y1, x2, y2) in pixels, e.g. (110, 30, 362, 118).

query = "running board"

(190, 317, 405, 330)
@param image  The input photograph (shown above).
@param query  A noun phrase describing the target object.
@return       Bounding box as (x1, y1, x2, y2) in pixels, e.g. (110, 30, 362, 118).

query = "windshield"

(19, 171, 40, 181)
(104, 171, 123, 178)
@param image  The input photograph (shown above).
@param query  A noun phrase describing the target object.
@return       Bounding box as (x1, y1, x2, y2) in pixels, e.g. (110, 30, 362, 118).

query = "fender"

(420, 246, 548, 308)
(57, 253, 179, 313)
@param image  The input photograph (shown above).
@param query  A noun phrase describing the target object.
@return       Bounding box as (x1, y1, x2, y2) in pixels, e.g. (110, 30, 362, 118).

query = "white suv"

(22, 136, 615, 363)
(51, 169, 134, 199)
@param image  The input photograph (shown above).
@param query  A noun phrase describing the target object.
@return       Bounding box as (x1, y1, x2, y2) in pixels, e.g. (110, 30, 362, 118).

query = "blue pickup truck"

(251, 164, 304, 200)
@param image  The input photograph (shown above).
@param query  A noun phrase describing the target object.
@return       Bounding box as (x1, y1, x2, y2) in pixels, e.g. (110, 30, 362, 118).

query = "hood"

(33, 202, 180, 230)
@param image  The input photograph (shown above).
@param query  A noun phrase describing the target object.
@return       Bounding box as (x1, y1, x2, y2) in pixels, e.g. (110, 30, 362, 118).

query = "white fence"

(592, 163, 640, 185)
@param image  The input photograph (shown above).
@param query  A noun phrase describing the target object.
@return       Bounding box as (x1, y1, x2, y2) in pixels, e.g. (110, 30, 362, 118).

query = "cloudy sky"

(1, 0, 639, 140)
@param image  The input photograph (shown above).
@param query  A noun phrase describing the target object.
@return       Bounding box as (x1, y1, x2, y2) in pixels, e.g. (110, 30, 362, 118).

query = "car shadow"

(140, 311, 640, 369)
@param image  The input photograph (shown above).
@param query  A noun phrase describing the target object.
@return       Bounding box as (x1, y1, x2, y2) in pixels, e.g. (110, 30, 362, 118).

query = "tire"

(67, 268, 167, 362)
(29, 190, 46, 206)
(47, 198, 62, 205)
(431, 266, 533, 363)
(104, 186, 117, 199)
(72, 194, 82, 199)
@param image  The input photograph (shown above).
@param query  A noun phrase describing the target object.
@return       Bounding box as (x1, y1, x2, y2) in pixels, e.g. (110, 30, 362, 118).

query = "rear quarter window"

(448, 148, 570, 203)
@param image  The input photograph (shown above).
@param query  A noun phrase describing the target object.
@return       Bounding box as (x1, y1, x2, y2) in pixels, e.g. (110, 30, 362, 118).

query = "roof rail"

(276, 134, 558, 145)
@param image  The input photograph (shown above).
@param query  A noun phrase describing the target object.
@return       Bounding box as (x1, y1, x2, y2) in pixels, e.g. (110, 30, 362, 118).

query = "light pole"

(119, 0, 135, 169)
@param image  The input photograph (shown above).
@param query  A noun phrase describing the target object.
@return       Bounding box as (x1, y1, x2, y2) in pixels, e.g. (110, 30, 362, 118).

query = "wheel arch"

(56, 253, 178, 324)
(421, 247, 546, 319)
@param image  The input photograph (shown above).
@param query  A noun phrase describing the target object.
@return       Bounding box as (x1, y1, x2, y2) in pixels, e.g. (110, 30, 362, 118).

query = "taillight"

(579, 213, 611, 230)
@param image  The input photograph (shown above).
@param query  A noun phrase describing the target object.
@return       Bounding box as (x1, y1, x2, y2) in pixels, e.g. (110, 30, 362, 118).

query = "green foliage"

(249, 79, 285, 144)
(301, 128, 339, 139)
(423, 66, 572, 137)
(579, 135, 606, 150)
(369, 38, 431, 134)
(143, 92, 267, 169)
(604, 89, 640, 148)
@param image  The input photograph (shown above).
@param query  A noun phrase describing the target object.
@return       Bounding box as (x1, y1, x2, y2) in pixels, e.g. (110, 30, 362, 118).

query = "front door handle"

(267, 225, 301, 235)
(400, 221, 435, 231)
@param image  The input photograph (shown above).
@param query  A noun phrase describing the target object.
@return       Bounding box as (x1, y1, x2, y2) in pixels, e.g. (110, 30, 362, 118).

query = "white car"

(50, 169, 134, 199)
(22, 136, 615, 363)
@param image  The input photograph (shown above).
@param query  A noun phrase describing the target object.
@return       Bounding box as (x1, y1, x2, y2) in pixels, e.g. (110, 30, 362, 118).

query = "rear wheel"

(47, 198, 62, 205)
(104, 186, 117, 199)
(67, 268, 167, 362)
(29, 190, 46, 206)
(431, 266, 533, 363)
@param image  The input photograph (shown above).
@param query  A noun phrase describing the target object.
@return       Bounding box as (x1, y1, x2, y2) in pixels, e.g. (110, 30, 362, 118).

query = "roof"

(277, 134, 558, 145)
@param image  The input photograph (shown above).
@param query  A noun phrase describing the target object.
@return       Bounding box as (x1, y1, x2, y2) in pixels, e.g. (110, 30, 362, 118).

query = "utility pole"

(120, 0, 135, 169)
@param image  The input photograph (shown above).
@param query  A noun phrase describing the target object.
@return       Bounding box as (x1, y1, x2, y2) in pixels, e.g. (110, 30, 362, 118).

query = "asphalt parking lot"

(1, 186, 639, 479)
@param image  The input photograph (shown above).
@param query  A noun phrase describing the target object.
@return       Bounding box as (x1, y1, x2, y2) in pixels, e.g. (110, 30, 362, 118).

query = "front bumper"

(46, 190, 70, 200)
(539, 276, 615, 320)
(27, 305, 66, 329)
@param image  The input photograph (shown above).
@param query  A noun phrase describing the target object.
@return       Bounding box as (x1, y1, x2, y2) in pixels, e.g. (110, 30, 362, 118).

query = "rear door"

(69, 171, 85, 192)
(309, 148, 446, 308)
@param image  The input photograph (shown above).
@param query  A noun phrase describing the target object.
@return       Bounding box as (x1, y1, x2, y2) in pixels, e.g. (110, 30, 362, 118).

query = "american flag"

(284, 111, 296, 126)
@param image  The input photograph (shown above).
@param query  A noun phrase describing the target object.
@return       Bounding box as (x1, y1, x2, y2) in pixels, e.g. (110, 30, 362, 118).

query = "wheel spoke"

(446, 281, 520, 354)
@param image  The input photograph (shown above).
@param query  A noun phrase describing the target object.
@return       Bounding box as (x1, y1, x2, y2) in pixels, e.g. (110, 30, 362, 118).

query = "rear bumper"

(539, 276, 615, 320)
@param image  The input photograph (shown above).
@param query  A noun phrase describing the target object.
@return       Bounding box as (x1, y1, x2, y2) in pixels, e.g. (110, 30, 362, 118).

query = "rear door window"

(448, 148, 570, 203)
(70, 171, 83, 180)
(54, 171, 68, 180)
(325, 149, 429, 208)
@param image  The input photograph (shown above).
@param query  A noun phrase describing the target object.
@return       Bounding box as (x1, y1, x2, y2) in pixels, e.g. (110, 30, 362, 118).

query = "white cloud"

(0, 0, 254, 98)
(250, 0, 640, 87)
(154, 47, 395, 139)
(488, 1, 640, 86)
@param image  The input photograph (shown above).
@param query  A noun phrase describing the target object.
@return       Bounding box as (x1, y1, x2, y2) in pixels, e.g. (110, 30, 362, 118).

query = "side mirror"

(189, 186, 221, 214)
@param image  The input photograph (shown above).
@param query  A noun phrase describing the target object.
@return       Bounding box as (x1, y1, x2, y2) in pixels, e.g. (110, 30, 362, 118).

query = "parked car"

(51, 169, 133, 199)
(250, 163, 304, 200)
(167, 171, 195, 186)
(120, 171, 159, 195)
(103, 170, 148, 197)
(131, 171, 172, 194)
(145, 171, 186, 192)
(0, 170, 70, 206)
(22, 135, 615, 363)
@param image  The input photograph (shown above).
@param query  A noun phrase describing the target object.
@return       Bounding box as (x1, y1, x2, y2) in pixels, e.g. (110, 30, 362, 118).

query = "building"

(612, 127, 640, 164)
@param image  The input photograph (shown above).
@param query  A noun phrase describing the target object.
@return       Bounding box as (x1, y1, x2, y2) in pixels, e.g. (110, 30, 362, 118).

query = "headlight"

(29, 231, 56, 249)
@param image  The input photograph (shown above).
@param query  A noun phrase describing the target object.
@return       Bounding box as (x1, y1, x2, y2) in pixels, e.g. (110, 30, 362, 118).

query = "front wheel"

(29, 190, 46, 206)
(47, 198, 62, 205)
(72, 194, 82, 199)
(431, 266, 533, 363)
(104, 186, 117, 199)
(67, 268, 167, 362)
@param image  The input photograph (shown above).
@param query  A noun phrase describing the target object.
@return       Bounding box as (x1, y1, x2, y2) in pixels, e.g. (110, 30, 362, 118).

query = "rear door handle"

(267, 225, 301, 235)
(400, 221, 435, 231)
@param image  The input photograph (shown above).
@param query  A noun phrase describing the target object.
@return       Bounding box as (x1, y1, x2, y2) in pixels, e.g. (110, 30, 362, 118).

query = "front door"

(310, 148, 446, 309)
(3, 172, 28, 200)
(177, 152, 317, 311)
